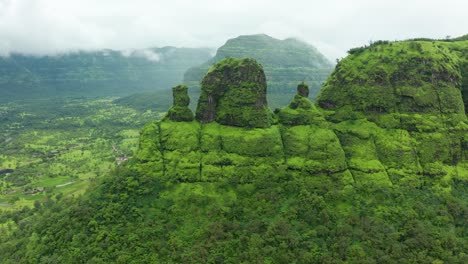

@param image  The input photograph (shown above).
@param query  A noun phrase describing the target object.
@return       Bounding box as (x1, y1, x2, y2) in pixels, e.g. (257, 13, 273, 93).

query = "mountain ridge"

(0, 47, 213, 102)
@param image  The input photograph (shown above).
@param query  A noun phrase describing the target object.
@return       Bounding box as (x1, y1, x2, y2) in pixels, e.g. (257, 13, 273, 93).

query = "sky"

(0, 0, 467, 60)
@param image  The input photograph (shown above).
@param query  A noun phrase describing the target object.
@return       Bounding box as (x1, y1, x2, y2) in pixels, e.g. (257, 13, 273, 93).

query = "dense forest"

(0, 37, 467, 263)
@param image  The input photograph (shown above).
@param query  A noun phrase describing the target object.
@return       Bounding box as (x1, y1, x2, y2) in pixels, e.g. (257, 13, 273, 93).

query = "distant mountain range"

(115, 34, 335, 111)
(0, 47, 213, 102)
(0, 34, 334, 110)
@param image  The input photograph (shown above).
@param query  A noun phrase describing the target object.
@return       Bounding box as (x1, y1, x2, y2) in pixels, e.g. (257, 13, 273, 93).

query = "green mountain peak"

(183, 34, 334, 108)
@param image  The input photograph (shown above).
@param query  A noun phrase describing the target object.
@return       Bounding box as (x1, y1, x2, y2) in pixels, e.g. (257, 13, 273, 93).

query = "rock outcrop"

(195, 58, 271, 128)
(317, 41, 465, 117)
(166, 85, 194, 122)
(277, 82, 325, 126)
(315, 40, 468, 181)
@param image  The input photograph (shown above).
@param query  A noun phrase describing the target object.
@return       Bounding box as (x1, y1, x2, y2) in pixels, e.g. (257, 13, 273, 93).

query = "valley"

(0, 98, 161, 210)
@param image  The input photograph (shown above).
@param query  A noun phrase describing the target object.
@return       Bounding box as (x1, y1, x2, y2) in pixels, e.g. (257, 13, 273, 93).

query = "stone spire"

(297, 81, 309, 97)
(166, 84, 194, 122)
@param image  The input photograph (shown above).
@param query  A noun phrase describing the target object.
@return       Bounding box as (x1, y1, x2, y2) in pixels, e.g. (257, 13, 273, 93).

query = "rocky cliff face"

(316, 40, 468, 179)
(317, 41, 464, 116)
(136, 40, 468, 188)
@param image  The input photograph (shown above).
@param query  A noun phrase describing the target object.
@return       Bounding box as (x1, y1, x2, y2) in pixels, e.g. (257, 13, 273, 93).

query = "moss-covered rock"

(317, 41, 466, 117)
(137, 39, 468, 187)
(281, 125, 348, 177)
(166, 85, 194, 122)
(134, 121, 164, 177)
(315, 39, 468, 180)
(196, 58, 271, 128)
(445, 39, 468, 114)
(278, 82, 326, 126)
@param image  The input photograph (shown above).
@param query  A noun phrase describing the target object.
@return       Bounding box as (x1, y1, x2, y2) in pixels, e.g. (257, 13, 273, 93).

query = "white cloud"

(122, 47, 176, 62)
(0, 0, 466, 60)
(124, 49, 161, 62)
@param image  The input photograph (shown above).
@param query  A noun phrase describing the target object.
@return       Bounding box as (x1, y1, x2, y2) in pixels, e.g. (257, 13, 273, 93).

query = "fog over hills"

(0, 47, 213, 101)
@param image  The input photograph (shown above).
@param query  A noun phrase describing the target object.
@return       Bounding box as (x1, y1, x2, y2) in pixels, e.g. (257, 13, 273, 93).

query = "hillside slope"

(0, 47, 213, 102)
(184, 34, 334, 108)
(1, 40, 467, 263)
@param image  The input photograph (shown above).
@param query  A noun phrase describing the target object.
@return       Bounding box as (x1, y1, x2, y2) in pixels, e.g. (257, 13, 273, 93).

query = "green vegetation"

(452, 34, 468, 41)
(319, 41, 464, 116)
(0, 98, 160, 210)
(278, 82, 326, 126)
(317, 40, 468, 179)
(113, 91, 173, 112)
(0, 47, 213, 102)
(184, 34, 334, 108)
(0, 37, 467, 263)
(196, 58, 271, 128)
(166, 85, 194, 122)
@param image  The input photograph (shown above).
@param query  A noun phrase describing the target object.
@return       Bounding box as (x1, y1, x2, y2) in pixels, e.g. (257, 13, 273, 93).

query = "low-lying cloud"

(0, 0, 467, 60)
(121, 49, 161, 62)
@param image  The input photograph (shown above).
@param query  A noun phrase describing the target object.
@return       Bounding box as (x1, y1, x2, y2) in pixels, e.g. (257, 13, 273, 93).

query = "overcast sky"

(0, 0, 467, 60)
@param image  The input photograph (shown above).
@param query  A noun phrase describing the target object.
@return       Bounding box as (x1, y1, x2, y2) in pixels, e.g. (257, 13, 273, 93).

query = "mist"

(0, 0, 467, 60)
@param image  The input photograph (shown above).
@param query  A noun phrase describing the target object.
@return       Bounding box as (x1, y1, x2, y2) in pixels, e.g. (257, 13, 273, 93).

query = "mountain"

(113, 92, 173, 113)
(183, 34, 334, 108)
(451, 34, 468, 41)
(1, 39, 467, 263)
(0, 47, 213, 102)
